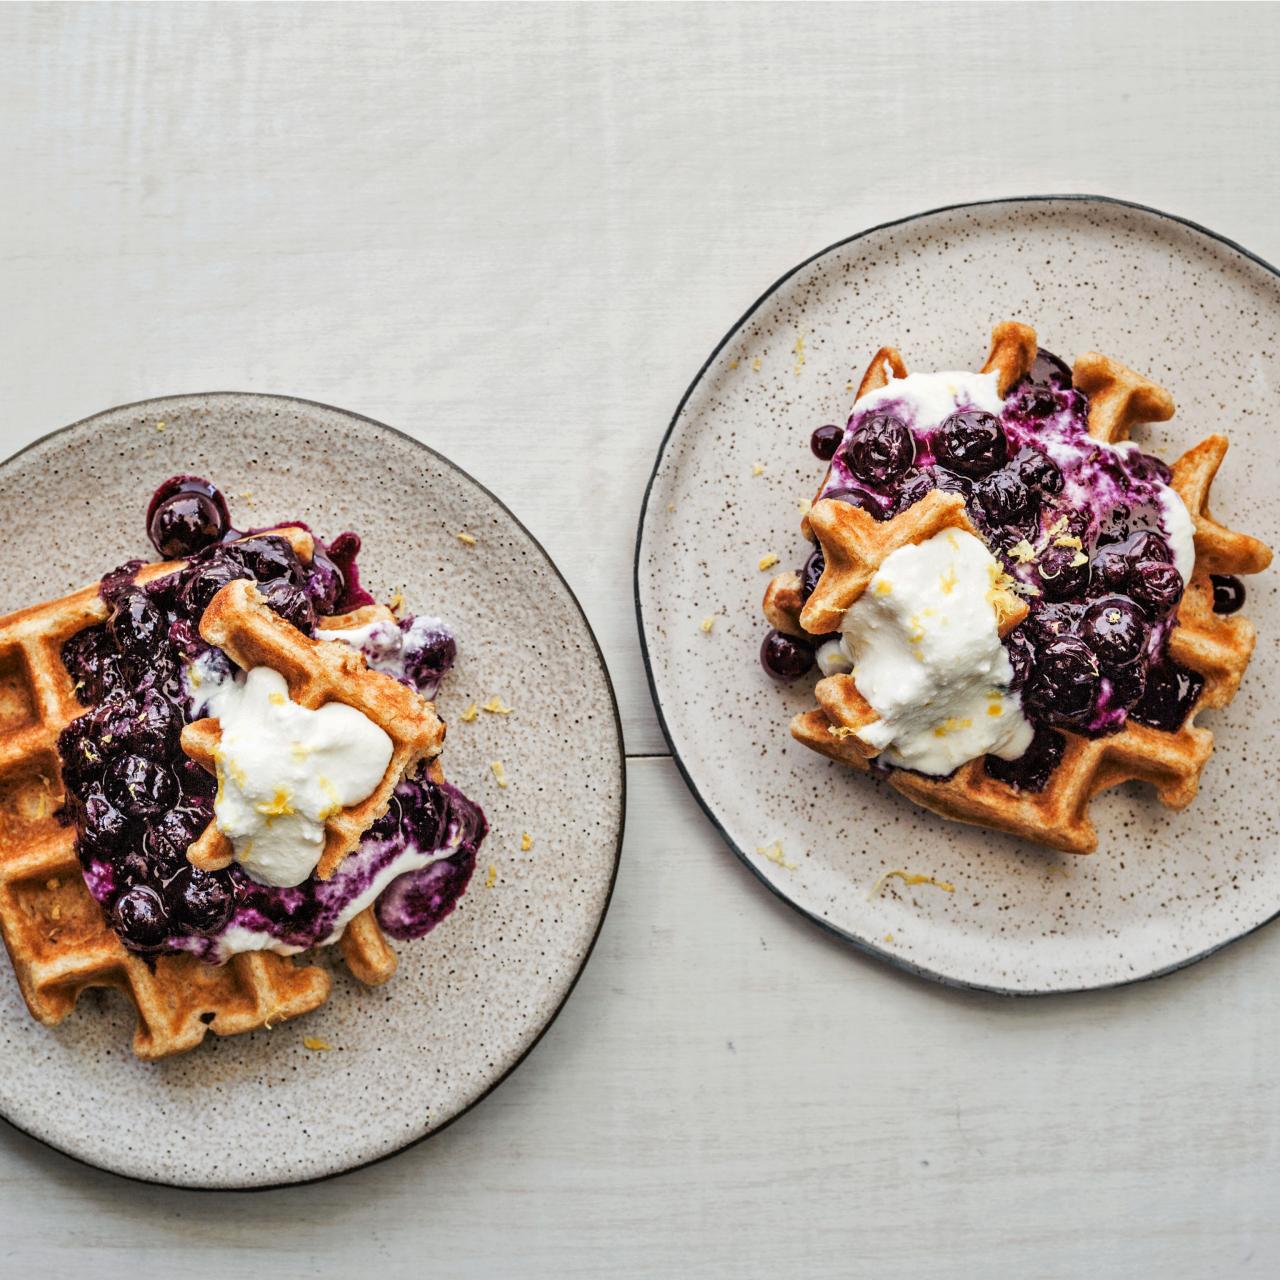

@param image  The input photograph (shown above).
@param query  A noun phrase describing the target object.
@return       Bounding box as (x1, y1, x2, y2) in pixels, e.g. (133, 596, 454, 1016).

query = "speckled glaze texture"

(0, 394, 623, 1187)
(637, 197, 1279, 994)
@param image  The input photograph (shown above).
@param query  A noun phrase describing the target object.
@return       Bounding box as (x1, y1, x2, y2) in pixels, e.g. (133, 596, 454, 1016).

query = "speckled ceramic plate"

(0, 393, 623, 1187)
(637, 195, 1279, 994)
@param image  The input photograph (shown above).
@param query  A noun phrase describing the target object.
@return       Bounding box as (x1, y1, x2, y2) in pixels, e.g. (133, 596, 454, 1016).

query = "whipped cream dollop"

(818, 529, 1034, 776)
(197, 666, 394, 887)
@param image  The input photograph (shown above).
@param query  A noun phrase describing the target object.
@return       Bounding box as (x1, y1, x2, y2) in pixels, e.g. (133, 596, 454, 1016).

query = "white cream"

(832, 529, 1033, 776)
(816, 637, 853, 677)
(200, 667, 394, 887)
(321, 618, 403, 673)
(1159, 487, 1197, 585)
(321, 614, 447, 681)
(854, 368, 1005, 426)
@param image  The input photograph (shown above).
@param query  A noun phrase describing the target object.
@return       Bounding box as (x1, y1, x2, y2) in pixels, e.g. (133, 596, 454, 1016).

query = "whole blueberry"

(108, 590, 166, 659)
(154, 806, 209, 854)
(1211, 574, 1246, 615)
(1081, 596, 1148, 669)
(85, 692, 140, 753)
(1028, 349, 1073, 388)
(88, 690, 176, 758)
(1032, 601, 1087, 639)
(79, 788, 132, 857)
(172, 869, 234, 934)
(841, 414, 915, 485)
(1130, 661, 1205, 732)
(230, 536, 304, 585)
(180, 557, 251, 616)
(166, 618, 203, 659)
(1016, 447, 1064, 496)
(801, 546, 825, 599)
(304, 551, 345, 614)
(136, 687, 181, 752)
(112, 884, 170, 950)
(401, 623, 458, 695)
(104, 754, 176, 817)
(760, 630, 814, 682)
(259, 578, 316, 632)
(62, 626, 124, 706)
(810, 424, 843, 461)
(1130, 561, 1184, 617)
(1036, 545, 1091, 602)
(1127, 531, 1172, 565)
(1092, 546, 1133, 594)
(1025, 634, 1100, 726)
(933, 410, 1007, 477)
(144, 823, 189, 880)
(974, 468, 1033, 526)
(146, 476, 230, 556)
(148, 492, 226, 559)
(821, 484, 895, 521)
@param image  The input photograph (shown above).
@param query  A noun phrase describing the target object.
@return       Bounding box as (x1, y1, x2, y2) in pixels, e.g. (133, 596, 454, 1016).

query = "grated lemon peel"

(756, 840, 797, 871)
(869, 869, 956, 900)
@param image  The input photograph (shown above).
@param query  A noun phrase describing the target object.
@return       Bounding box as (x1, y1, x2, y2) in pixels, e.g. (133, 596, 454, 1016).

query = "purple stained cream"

(57, 476, 487, 959)
(763, 350, 1243, 793)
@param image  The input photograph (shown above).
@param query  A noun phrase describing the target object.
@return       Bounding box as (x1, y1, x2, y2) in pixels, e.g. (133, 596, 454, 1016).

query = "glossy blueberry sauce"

(57, 476, 486, 959)
(776, 351, 1205, 792)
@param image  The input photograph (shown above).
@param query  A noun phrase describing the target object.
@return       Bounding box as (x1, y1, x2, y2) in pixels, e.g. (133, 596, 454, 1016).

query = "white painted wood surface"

(1, 3, 1278, 1275)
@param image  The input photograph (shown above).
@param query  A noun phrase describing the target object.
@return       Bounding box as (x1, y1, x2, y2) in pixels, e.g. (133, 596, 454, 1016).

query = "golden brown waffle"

(771, 323, 1273, 854)
(0, 546, 441, 1057)
(0, 531, 336, 1058)
(182, 580, 445, 880)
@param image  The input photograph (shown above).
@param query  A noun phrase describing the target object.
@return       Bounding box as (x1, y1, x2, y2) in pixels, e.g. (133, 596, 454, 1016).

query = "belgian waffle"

(770, 324, 1272, 854)
(0, 546, 427, 1057)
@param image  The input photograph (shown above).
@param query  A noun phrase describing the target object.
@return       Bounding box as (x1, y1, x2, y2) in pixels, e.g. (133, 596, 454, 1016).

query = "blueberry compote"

(57, 476, 487, 960)
(780, 351, 1203, 792)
